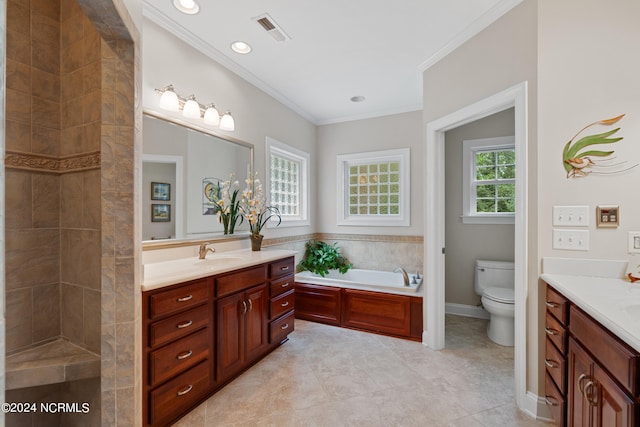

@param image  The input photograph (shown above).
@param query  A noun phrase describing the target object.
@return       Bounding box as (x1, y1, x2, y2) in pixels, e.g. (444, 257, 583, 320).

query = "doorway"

(424, 82, 528, 411)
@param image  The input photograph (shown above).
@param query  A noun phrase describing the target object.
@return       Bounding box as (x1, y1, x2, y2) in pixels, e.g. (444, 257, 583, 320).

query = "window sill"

(461, 215, 514, 225)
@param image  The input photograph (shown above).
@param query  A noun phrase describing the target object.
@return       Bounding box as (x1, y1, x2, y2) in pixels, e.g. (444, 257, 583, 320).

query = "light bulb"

(182, 95, 201, 119)
(159, 86, 179, 111)
(219, 112, 235, 131)
(203, 104, 220, 126)
(173, 0, 199, 14)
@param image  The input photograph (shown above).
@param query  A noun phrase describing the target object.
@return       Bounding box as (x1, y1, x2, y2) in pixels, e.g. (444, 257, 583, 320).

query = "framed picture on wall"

(151, 182, 171, 201)
(151, 204, 171, 222)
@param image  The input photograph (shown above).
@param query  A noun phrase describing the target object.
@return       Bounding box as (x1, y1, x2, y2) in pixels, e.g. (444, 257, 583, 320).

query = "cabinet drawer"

(215, 265, 267, 298)
(545, 337, 566, 395)
(270, 257, 294, 279)
(270, 310, 294, 344)
(149, 279, 210, 320)
(545, 372, 566, 427)
(149, 360, 210, 426)
(270, 274, 294, 298)
(149, 304, 209, 348)
(545, 311, 567, 355)
(270, 289, 295, 320)
(570, 305, 640, 397)
(295, 283, 341, 325)
(149, 328, 210, 387)
(545, 285, 569, 326)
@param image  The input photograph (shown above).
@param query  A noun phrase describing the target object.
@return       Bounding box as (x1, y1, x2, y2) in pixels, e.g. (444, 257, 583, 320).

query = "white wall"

(316, 111, 423, 235)
(422, 0, 540, 394)
(142, 19, 317, 239)
(445, 108, 515, 306)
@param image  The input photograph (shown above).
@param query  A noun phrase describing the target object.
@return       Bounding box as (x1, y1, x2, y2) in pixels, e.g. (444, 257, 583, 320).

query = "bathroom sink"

(623, 304, 640, 321)
(194, 256, 246, 268)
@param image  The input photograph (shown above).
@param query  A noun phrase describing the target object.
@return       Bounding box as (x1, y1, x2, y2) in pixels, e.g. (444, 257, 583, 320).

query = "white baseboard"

(522, 391, 552, 422)
(445, 303, 490, 319)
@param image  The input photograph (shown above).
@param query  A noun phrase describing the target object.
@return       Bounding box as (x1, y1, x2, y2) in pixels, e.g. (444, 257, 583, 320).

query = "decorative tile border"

(264, 232, 423, 247)
(5, 150, 101, 173)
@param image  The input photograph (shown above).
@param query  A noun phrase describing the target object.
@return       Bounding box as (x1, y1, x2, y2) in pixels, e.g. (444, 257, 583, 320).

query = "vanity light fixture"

(173, 0, 199, 15)
(219, 112, 235, 132)
(231, 41, 252, 54)
(155, 84, 235, 131)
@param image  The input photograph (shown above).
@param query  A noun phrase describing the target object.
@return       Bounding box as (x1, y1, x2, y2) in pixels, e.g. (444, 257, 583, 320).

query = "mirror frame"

(142, 109, 254, 250)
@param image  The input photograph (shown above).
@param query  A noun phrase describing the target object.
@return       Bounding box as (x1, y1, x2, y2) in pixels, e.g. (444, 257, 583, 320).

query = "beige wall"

(316, 111, 423, 235)
(422, 0, 539, 394)
(445, 108, 515, 306)
(141, 19, 317, 240)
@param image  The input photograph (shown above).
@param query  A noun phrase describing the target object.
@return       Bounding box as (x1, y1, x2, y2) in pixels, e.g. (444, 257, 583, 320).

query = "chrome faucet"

(198, 242, 215, 259)
(394, 267, 410, 287)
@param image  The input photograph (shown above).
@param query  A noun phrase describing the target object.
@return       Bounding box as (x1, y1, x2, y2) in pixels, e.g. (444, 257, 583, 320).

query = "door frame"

(424, 81, 528, 411)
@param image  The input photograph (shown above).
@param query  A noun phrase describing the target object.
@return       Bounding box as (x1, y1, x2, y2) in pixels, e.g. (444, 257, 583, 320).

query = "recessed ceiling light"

(350, 96, 366, 103)
(231, 41, 252, 54)
(173, 0, 199, 15)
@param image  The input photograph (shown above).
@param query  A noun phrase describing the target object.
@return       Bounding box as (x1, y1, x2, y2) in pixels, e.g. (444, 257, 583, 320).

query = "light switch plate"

(553, 229, 590, 251)
(553, 205, 589, 227)
(596, 205, 620, 228)
(628, 232, 640, 254)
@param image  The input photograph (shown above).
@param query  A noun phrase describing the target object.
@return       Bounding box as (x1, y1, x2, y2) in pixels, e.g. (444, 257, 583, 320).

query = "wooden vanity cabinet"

(544, 283, 640, 427)
(143, 256, 296, 427)
(142, 277, 214, 427)
(544, 285, 569, 427)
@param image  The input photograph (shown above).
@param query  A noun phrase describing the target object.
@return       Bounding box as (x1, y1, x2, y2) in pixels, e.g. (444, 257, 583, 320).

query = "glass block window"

(462, 136, 515, 224)
(338, 149, 410, 226)
(266, 137, 309, 226)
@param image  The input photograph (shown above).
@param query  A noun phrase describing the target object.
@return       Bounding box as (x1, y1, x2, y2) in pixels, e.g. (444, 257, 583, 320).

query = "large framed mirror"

(142, 111, 253, 247)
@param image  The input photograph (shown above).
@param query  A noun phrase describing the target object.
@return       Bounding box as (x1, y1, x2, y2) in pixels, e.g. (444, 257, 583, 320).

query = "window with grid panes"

(266, 137, 309, 226)
(462, 136, 515, 224)
(338, 149, 410, 226)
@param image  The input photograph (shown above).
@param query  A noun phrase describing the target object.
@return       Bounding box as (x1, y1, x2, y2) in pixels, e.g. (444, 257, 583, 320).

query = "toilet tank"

(474, 259, 515, 295)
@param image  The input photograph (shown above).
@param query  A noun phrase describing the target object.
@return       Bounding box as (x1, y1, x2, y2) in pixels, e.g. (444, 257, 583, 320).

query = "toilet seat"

(483, 287, 514, 304)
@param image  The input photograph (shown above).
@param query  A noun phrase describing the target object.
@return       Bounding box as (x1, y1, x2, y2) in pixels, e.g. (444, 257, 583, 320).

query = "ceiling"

(143, 0, 520, 125)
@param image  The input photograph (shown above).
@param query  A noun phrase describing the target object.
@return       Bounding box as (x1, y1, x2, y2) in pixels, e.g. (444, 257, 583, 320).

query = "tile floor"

(174, 315, 554, 426)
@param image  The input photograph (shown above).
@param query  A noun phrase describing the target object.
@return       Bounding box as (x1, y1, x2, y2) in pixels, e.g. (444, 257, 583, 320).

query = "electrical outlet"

(596, 205, 620, 228)
(552, 206, 589, 227)
(553, 229, 590, 251)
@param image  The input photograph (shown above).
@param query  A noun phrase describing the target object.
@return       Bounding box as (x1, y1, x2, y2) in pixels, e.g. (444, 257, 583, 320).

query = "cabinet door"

(594, 364, 637, 427)
(216, 292, 245, 381)
(244, 284, 269, 363)
(568, 338, 595, 427)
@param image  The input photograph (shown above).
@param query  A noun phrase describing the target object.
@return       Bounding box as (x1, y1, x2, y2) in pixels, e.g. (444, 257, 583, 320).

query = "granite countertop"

(142, 248, 297, 291)
(541, 265, 640, 353)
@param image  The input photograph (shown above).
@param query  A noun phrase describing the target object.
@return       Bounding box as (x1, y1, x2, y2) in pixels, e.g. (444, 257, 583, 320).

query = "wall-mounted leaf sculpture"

(563, 114, 638, 178)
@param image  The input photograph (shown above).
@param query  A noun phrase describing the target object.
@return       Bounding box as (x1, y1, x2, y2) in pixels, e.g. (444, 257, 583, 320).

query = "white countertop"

(142, 249, 297, 291)
(541, 273, 640, 353)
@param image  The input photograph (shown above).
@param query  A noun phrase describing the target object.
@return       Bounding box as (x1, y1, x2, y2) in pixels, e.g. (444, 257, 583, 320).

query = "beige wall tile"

(6, 0, 30, 37)
(5, 229, 60, 291)
(60, 172, 83, 228)
(61, 229, 101, 290)
(32, 97, 61, 130)
(6, 58, 31, 93)
(32, 173, 60, 229)
(6, 29, 31, 65)
(31, 14, 60, 74)
(6, 87, 32, 123)
(83, 289, 101, 353)
(32, 68, 60, 102)
(61, 283, 83, 343)
(5, 170, 33, 230)
(32, 0, 61, 21)
(5, 120, 31, 151)
(31, 125, 60, 156)
(6, 289, 33, 353)
(33, 283, 61, 343)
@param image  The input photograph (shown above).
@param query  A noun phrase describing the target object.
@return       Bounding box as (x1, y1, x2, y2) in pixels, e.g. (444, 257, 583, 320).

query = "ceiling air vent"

(253, 13, 291, 42)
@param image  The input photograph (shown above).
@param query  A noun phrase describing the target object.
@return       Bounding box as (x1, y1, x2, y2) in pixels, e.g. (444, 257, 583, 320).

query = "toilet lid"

(483, 287, 514, 304)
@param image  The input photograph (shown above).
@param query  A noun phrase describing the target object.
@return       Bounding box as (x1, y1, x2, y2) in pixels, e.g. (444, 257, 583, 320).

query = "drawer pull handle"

(545, 301, 559, 308)
(280, 266, 290, 271)
(281, 282, 290, 288)
(241, 300, 247, 314)
(280, 323, 289, 330)
(177, 295, 193, 302)
(177, 350, 193, 360)
(544, 395, 559, 407)
(281, 301, 289, 307)
(544, 359, 559, 369)
(177, 384, 193, 396)
(177, 320, 193, 329)
(544, 327, 559, 336)
(578, 373, 588, 395)
(248, 298, 253, 312)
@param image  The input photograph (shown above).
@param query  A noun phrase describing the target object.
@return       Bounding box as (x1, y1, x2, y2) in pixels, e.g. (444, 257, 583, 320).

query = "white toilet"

(474, 259, 515, 346)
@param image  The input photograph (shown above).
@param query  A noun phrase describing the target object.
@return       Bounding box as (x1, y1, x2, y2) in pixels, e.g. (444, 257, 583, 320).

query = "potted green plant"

(298, 240, 352, 277)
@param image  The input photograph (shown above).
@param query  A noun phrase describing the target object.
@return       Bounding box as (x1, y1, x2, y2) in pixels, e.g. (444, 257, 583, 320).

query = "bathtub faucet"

(393, 267, 410, 287)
